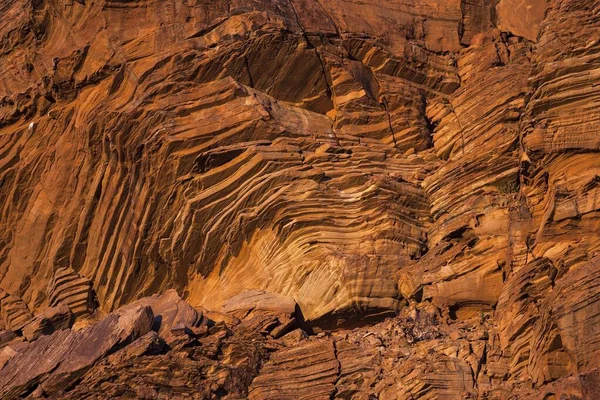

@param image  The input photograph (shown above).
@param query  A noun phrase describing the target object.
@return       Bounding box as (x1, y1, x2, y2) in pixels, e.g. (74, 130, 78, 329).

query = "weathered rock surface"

(0, 289, 599, 399)
(495, 0, 548, 42)
(222, 289, 297, 316)
(0, 304, 153, 398)
(0, 0, 599, 398)
(47, 266, 97, 318)
(0, 289, 33, 331)
(21, 302, 73, 342)
(125, 288, 206, 346)
(248, 340, 339, 400)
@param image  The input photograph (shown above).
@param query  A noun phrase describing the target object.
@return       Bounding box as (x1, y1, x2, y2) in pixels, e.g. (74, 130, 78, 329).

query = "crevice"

(243, 54, 255, 88)
(420, 93, 436, 149)
(330, 340, 341, 400)
(492, 41, 507, 66)
(458, 0, 466, 45)
(448, 102, 467, 157)
(288, 0, 334, 102)
(313, 49, 334, 101)
(288, 0, 311, 46)
(381, 97, 399, 150)
(329, 127, 343, 147)
(313, 0, 341, 37)
(367, 68, 401, 150)
(187, 16, 231, 39)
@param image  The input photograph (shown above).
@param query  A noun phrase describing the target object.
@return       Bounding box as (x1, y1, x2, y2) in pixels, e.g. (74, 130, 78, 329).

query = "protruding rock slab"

(0, 305, 153, 399)
(495, 0, 548, 41)
(21, 303, 73, 342)
(223, 290, 297, 317)
(126, 289, 205, 345)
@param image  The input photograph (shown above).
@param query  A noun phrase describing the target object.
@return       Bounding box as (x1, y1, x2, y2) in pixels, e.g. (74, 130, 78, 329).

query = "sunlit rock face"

(0, 0, 464, 324)
(1, 0, 600, 397)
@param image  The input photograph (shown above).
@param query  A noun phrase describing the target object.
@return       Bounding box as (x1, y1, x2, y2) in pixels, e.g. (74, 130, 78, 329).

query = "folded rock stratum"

(1, 0, 600, 398)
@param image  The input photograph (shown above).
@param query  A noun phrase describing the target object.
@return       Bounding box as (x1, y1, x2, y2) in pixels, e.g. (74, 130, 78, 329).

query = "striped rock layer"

(0, 0, 599, 398)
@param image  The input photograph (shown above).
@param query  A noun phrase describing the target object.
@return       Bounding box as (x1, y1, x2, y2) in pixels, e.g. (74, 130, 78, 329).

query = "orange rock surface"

(0, 0, 600, 398)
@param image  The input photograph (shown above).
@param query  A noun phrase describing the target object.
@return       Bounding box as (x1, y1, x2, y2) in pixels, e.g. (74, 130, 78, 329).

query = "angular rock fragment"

(0, 330, 17, 349)
(125, 289, 204, 344)
(21, 303, 73, 342)
(47, 267, 97, 318)
(0, 305, 153, 399)
(0, 343, 27, 371)
(0, 290, 33, 332)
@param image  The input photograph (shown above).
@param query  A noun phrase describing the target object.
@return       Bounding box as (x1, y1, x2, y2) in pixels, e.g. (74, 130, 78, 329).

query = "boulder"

(21, 303, 74, 342)
(126, 289, 204, 345)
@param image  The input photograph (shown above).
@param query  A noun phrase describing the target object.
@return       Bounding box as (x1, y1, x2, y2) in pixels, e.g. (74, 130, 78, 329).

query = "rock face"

(0, 0, 599, 398)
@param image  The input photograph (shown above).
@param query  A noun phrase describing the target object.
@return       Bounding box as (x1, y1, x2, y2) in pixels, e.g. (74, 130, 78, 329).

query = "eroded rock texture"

(1, 0, 600, 398)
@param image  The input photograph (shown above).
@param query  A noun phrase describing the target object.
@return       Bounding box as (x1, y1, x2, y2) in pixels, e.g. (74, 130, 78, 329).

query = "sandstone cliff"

(1, 0, 600, 398)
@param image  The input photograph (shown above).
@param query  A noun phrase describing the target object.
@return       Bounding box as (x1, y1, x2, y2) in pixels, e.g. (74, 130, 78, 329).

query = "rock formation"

(0, 0, 600, 398)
